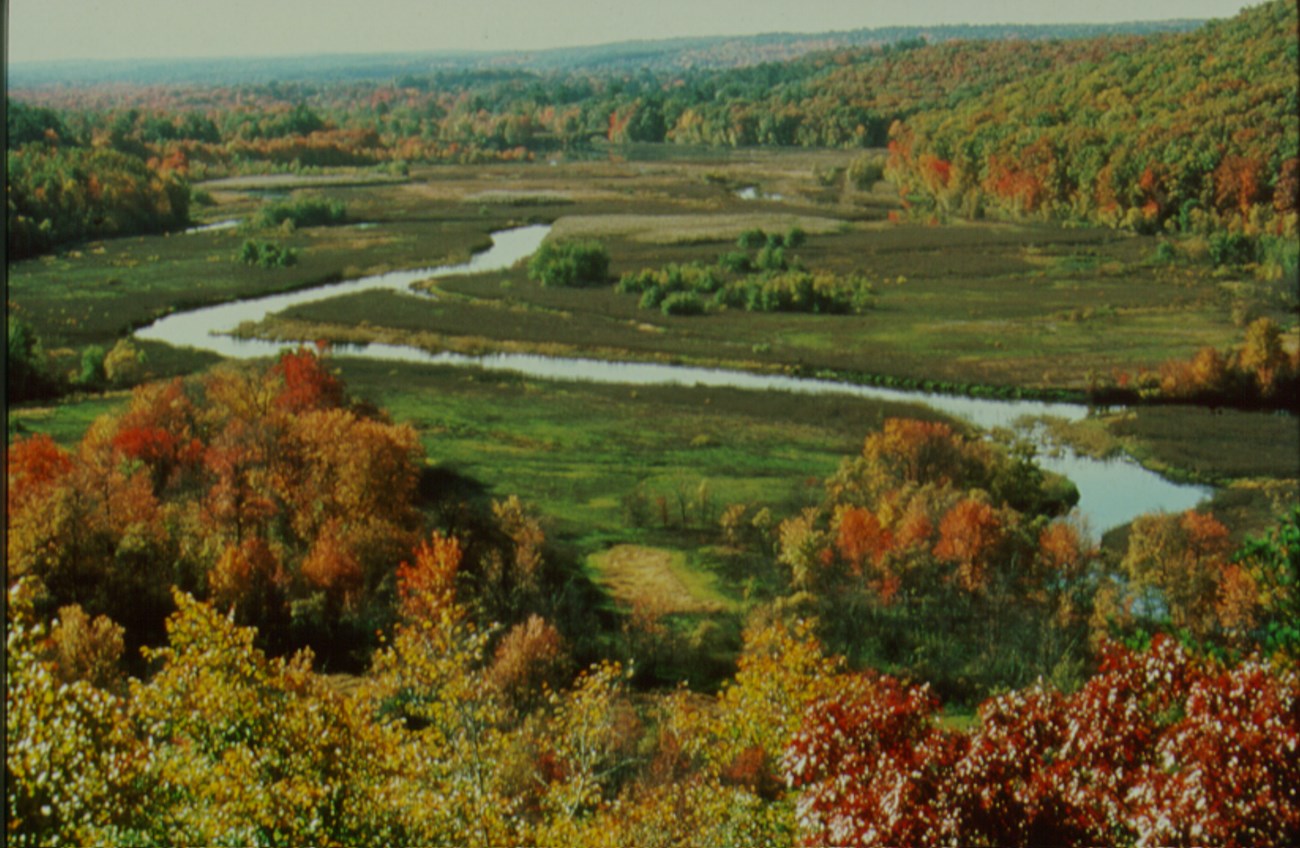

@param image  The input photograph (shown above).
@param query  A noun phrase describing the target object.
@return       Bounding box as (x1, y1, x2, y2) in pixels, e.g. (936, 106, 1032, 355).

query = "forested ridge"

(8, 2, 1296, 258)
(888, 0, 1299, 237)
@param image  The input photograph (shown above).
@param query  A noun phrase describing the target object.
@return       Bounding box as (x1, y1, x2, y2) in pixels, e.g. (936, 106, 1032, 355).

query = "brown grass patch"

(549, 213, 845, 244)
(589, 544, 722, 615)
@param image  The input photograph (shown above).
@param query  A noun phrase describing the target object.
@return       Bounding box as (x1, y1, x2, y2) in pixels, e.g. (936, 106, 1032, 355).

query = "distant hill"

(482, 21, 1207, 73)
(887, 0, 1298, 236)
(7, 19, 1206, 88)
(9, 4, 1293, 256)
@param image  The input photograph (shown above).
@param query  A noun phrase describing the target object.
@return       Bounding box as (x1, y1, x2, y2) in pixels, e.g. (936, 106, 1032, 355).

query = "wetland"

(10, 149, 1296, 561)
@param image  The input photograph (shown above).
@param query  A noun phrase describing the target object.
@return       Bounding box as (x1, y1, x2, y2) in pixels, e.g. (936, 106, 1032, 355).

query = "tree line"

(8, 2, 1295, 261)
(7, 104, 192, 259)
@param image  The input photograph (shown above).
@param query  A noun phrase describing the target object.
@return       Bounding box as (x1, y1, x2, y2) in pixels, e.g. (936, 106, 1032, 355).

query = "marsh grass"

(1105, 405, 1300, 482)
(463, 190, 575, 206)
(548, 212, 845, 244)
(587, 545, 736, 616)
(332, 358, 943, 543)
(6, 185, 513, 350)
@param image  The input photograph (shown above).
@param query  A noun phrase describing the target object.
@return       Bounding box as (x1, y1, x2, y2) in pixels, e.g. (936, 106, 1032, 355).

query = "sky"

(7, 0, 1253, 64)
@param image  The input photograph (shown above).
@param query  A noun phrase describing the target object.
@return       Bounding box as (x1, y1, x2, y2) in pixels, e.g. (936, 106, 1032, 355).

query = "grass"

(271, 240, 1245, 398)
(7, 392, 130, 446)
(13, 152, 1279, 398)
(5, 181, 517, 354)
(587, 545, 736, 615)
(1103, 405, 1300, 483)
(463, 189, 575, 206)
(334, 357, 948, 546)
(1205, 480, 1300, 542)
(548, 212, 845, 245)
(418, 217, 1259, 395)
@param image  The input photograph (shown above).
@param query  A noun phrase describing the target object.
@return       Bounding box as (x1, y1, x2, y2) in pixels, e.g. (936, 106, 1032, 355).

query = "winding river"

(136, 224, 1213, 533)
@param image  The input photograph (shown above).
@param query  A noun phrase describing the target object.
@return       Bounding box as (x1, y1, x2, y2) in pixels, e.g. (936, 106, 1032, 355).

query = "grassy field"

(7, 391, 131, 445)
(5, 171, 532, 381)
(588, 545, 736, 616)
(332, 357, 948, 544)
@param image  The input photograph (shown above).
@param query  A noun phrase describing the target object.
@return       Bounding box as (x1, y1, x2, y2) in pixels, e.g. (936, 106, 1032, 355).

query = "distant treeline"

(7, 19, 1205, 86)
(6, 101, 191, 259)
(6, 2, 1296, 258)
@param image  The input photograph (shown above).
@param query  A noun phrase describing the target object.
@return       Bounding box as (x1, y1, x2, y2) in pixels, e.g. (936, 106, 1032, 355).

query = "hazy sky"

(7, 0, 1252, 64)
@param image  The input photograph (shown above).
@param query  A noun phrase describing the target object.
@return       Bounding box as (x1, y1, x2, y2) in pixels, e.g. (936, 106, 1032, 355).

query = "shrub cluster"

(7, 318, 151, 401)
(618, 259, 875, 316)
(738, 226, 805, 250)
(526, 239, 611, 287)
(730, 270, 876, 314)
(237, 238, 298, 268)
(253, 197, 347, 230)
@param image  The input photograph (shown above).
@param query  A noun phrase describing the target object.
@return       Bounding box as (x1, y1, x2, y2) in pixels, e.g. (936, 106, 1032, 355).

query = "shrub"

(620, 263, 722, 296)
(738, 228, 767, 249)
(1208, 232, 1258, 266)
(755, 244, 788, 272)
(6, 316, 56, 401)
(103, 338, 148, 385)
(638, 286, 666, 310)
(238, 239, 298, 268)
(75, 345, 106, 387)
(237, 238, 297, 267)
(661, 292, 706, 316)
(847, 153, 886, 189)
(717, 251, 753, 273)
(813, 165, 845, 186)
(527, 239, 610, 287)
(254, 197, 347, 229)
(617, 268, 656, 294)
(1151, 241, 1178, 264)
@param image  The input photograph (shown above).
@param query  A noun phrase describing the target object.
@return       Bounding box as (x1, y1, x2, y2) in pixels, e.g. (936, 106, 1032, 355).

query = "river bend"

(135, 223, 1212, 533)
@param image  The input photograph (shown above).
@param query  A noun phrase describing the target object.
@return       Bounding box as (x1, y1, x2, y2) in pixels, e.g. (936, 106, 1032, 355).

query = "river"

(135, 223, 1213, 534)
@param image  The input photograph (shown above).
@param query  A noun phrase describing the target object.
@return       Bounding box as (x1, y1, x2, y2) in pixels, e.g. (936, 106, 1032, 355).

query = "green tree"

(75, 345, 106, 387)
(6, 315, 54, 401)
(527, 240, 610, 287)
(7, 98, 73, 148)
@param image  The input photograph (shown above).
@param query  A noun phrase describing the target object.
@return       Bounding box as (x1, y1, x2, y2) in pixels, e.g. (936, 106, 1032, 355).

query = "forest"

(6, 1, 1300, 845)
(9, 2, 1296, 246)
(9, 349, 1299, 846)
